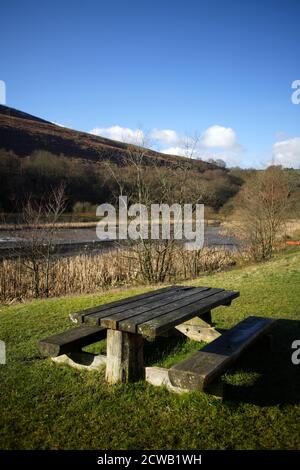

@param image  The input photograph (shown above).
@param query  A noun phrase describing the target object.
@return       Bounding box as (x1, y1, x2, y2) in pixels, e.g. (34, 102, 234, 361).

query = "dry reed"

(0, 246, 239, 302)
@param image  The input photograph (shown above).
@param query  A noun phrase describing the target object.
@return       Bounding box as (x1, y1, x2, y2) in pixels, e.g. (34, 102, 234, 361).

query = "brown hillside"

(0, 105, 220, 171)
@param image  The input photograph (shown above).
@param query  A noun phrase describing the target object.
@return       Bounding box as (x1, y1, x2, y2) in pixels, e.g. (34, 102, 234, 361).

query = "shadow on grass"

(142, 320, 300, 407)
(143, 332, 188, 367)
(223, 319, 300, 406)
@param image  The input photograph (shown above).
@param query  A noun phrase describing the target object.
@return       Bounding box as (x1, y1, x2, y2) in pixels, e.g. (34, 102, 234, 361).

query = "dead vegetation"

(0, 246, 239, 302)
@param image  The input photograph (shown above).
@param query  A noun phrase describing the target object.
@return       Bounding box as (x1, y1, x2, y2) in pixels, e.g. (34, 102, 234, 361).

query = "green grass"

(1, 250, 300, 450)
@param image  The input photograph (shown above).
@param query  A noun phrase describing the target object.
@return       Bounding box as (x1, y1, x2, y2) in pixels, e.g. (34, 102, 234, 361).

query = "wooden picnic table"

(73, 285, 239, 384)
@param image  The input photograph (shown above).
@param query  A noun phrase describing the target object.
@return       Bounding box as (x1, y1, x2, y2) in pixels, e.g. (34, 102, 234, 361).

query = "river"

(0, 225, 239, 259)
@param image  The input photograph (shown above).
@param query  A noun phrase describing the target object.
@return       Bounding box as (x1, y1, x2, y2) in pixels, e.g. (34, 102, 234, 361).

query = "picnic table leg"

(105, 329, 144, 384)
(201, 310, 212, 325)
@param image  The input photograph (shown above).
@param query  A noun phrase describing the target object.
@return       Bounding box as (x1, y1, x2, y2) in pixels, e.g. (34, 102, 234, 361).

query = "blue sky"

(1, 0, 300, 168)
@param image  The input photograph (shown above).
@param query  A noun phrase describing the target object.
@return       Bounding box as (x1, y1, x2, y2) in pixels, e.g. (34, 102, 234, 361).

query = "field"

(0, 250, 300, 449)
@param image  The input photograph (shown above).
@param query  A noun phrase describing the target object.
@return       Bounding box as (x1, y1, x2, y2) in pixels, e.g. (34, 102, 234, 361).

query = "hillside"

(0, 104, 53, 125)
(0, 105, 218, 171)
(0, 105, 244, 212)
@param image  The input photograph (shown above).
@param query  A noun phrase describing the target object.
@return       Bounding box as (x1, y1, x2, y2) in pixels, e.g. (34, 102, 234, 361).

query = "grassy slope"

(0, 251, 300, 450)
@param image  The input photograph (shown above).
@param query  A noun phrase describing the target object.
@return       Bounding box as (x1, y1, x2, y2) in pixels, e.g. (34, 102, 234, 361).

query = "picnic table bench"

(39, 285, 276, 395)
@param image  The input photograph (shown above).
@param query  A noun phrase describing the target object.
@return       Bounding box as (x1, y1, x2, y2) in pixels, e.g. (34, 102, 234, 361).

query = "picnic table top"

(74, 285, 239, 340)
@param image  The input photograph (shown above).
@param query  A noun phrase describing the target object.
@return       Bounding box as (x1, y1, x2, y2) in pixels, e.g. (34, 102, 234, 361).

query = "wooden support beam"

(175, 323, 221, 342)
(175, 313, 221, 342)
(105, 329, 144, 384)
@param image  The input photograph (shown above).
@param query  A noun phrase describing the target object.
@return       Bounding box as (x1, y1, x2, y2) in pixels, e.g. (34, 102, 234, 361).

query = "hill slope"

(0, 105, 218, 171)
(0, 105, 244, 212)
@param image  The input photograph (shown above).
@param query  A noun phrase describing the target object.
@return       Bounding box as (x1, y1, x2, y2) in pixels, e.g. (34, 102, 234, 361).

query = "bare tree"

(236, 166, 291, 260)
(16, 184, 67, 297)
(181, 131, 201, 159)
(100, 133, 208, 284)
(121, 143, 176, 283)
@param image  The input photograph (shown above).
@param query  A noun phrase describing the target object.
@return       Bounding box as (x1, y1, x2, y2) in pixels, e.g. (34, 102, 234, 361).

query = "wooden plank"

(138, 290, 240, 339)
(85, 286, 205, 327)
(38, 326, 106, 357)
(99, 287, 213, 329)
(168, 316, 276, 391)
(105, 329, 144, 384)
(116, 288, 224, 333)
(72, 285, 186, 323)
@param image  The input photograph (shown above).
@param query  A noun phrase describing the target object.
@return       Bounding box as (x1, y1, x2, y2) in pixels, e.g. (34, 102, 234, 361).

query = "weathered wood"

(105, 329, 144, 384)
(117, 288, 224, 334)
(70, 285, 185, 323)
(38, 326, 106, 357)
(175, 324, 221, 342)
(52, 352, 107, 370)
(175, 313, 221, 342)
(138, 290, 239, 339)
(86, 286, 195, 326)
(145, 366, 223, 398)
(169, 316, 276, 391)
(100, 287, 212, 330)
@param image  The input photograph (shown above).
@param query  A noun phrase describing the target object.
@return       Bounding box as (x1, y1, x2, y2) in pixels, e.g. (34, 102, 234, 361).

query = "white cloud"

(272, 138, 300, 168)
(89, 123, 242, 165)
(150, 129, 180, 145)
(201, 125, 239, 150)
(161, 146, 188, 157)
(162, 125, 241, 161)
(90, 125, 145, 145)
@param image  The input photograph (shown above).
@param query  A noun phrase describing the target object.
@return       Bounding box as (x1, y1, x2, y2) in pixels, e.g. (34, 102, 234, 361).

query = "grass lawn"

(0, 250, 300, 450)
